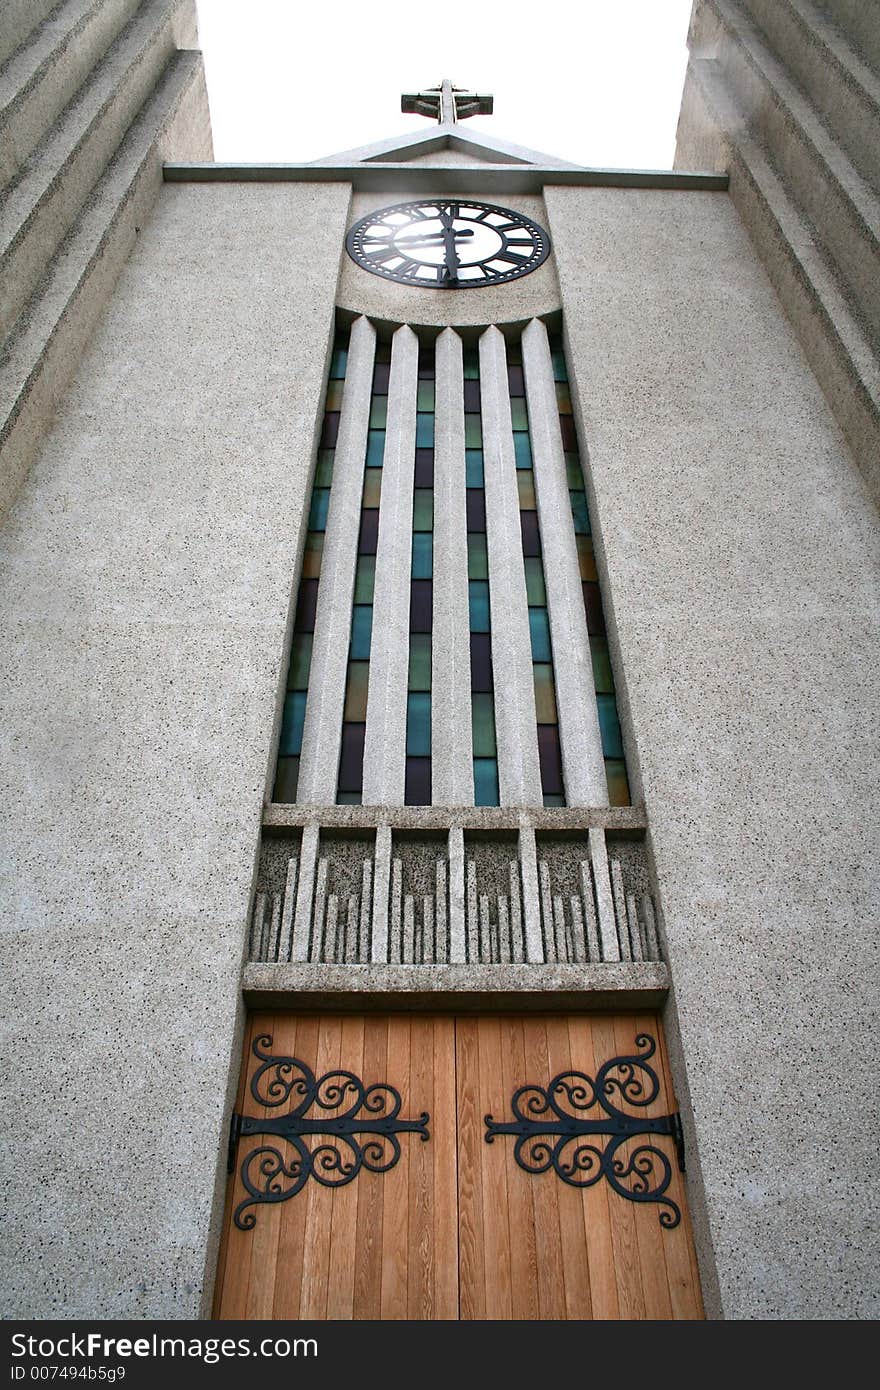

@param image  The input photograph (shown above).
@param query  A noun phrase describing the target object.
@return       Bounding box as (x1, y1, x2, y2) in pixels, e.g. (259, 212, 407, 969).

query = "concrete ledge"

(263, 801, 648, 833)
(242, 961, 670, 1011)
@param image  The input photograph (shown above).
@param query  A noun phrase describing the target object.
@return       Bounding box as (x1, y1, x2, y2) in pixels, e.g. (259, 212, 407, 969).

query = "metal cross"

(401, 78, 493, 126)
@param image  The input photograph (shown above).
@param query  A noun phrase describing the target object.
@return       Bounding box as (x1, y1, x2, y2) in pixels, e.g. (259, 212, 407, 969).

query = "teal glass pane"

(597, 694, 624, 758)
(406, 692, 431, 755)
(513, 433, 532, 469)
(308, 488, 330, 531)
(417, 380, 435, 410)
(464, 414, 482, 448)
(279, 690, 307, 756)
(528, 608, 552, 661)
(408, 633, 431, 690)
(350, 604, 373, 659)
(354, 554, 375, 603)
(287, 633, 313, 690)
(465, 450, 484, 486)
(590, 637, 615, 693)
(366, 430, 385, 467)
(369, 397, 387, 429)
(543, 793, 565, 807)
(274, 755, 299, 803)
(524, 557, 546, 606)
(551, 348, 567, 381)
(570, 489, 591, 534)
(337, 790, 362, 805)
(510, 398, 529, 431)
(471, 692, 496, 757)
(565, 453, 582, 489)
(416, 413, 435, 447)
(606, 758, 630, 807)
(314, 449, 335, 487)
(463, 352, 480, 380)
(412, 489, 434, 532)
(411, 532, 433, 578)
(467, 533, 488, 580)
(330, 346, 348, 378)
(473, 758, 499, 806)
(468, 580, 490, 633)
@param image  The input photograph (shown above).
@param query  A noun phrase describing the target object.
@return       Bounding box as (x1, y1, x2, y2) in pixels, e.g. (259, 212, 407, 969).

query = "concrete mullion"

(362, 323, 418, 806)
(522, 316, 608, 807)
(479, 325, 542, 807)
(432, 327, 473, 805)
(297, 314, 376, 805)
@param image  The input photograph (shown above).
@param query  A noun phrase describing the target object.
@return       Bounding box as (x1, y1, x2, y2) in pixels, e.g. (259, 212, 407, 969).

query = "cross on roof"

(401, 79, 493, 126)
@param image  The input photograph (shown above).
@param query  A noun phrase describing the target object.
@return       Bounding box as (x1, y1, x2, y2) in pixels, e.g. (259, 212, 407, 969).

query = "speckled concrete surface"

(0, 179, 351, 1316)
(547, 182, 880, 1318)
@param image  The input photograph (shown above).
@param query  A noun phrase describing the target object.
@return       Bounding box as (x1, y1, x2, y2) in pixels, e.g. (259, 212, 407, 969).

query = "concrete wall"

(546, 182, 880, 1319)
(0, 179, 351, 1317)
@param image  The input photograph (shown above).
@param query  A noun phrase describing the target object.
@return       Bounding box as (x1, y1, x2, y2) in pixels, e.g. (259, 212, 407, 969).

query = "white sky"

(195, 0, 694, 169)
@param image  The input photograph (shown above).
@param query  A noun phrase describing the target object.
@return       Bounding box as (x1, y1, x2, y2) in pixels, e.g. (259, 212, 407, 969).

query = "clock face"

(345, 199, 551, 289)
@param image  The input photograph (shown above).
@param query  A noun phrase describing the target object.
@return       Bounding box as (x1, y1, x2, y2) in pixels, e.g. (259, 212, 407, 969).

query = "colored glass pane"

(329, 346, 347, 378)
(414, 449, 434, 487)
(560, 415, 578, 451)
(410, 580, 433, 633)
(513, 433, 532, 469)
(529, 608, 552, 661)
(465, 450, 484, 486)
(464, 414, 482, 448)
(590, 637, 615, 693)
(408, 633, 431, 690)
(517, 470, 536, 510)
(320, 412, 340, 448)
(551, 349, 567, 381)
(372, 362, 390, 393)
(413, 489, 434, 531)
(467, 533, 488, 580)
(466, 489, 486, 532)
(471, 692, 497, 756)
(469, 580, 490, 632)
(507, 343, 522, 366)
(418, 355, 435, 379)
(412, 531, 433, 578)
(570, 489, 591, 534)
(301, 531, 323, 579)
(470, 633, 493, 692)
(555, 382, 572, 414)
(473, 758, 499, 806)
(510, 398, 529, 431)
(507, 365, 525, 396)
(565, 453, 582, 488)
(463, 352, 479, 379)
(583, 582, 605, 636)
(405, 757, 431, 806)
(417, 380, 435, 410)
(416, 413, 435, 447)
(375, 342, 392, 363)
(344, 661, 369, 721)
(605, 759, 630, 807)
(576, 533, 597, 580)
(314, 449, 335, 487)
(463, 379, 481, 411)
(325, 380, 344, 412)
(354, 554, 375, 603)
(274, 756, 299, 803)
(524, 556, 546, 606)
(308, 488, 330, 531)
(406, 693, 431, 756)
(533, 663, 557, 722)
(358, 509, 379, 554)
(295, 578, 318, 632)
(279, 690, 307, 756)
(543, 793, 565, 807)
(337, 722, 365, 793)
(537, 723, 564, 795)
(366, 430, 385, 467)
(287, 633, 313, 691)
(337, 790, 362, 805)
(369, 397, 387, 429)
(350, 605, 373, 658)
(362, 469, 382, 508)
(520, 510, 541, 556)
(596, 694, 624, 758)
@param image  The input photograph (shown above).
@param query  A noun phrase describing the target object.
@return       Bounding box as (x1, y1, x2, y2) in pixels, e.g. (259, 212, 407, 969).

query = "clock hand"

(393, 230, 474, 247)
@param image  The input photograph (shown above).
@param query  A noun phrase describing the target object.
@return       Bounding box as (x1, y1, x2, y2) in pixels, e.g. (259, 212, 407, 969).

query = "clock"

(345, 199, 551, 289)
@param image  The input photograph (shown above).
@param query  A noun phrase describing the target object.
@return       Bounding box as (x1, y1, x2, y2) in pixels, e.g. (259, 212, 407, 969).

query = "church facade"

(1, 3, 877, 1321)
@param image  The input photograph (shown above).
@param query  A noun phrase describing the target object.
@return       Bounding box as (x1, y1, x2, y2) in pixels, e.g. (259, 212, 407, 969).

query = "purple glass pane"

(463, 379, 481, 411)
(320, 412, 340, 448)
(372, 362, 391, 393)
(520, 510, 541, 557)
(414, 449, 434, 488)
(537, 723, 564, 795)
(405, 756, 432, 806)
(560, 415, 578, 452)
(337, 722, 366, 793)
(466, 489, 486, 532)
(583, 581, 606, 636)
(507, 365, 525, 396)
(470, 633, 493, 692)
(358, 509, 379, 554)
(295, 578, 319, 632)
(410, 580, 433, 633)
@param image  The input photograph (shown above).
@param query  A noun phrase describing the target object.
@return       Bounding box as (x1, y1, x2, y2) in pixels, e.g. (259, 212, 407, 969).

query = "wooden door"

(215, 1011, 703, 1319)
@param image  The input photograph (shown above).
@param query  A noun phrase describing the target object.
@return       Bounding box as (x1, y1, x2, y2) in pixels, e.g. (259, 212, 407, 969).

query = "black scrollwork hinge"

(484, 1033, 685, 1229)
(229, 1034, 430, 1231)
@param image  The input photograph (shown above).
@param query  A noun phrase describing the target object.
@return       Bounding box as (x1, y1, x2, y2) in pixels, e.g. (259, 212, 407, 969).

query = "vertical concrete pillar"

(297, 315, 376, 804)
(522, 317, 608, 806)
(479, 325, 542, 806)
(447, 825, 466, 962)
(370, 824, 392, 963)
(433, 327, 473, 805)
(518, 823, 545, 963)
(362, 324, 418, 806)
(291, 822, 320, 962)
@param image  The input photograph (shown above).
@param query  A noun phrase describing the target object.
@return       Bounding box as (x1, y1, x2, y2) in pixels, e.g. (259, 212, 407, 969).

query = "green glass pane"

(467, 533, 488, 580)
(473, 758, 499, 806)
(464, 414, 482, 448)
(590, 637, 615, 693)
(336, 790, 362, 805)
(350, 605, 373, 659)
(533, 663, 557, 722)
(529, 608, 552, 661)
(406, 692, 431, 756)
(369, 397, 387, 429)
(468, 580, 490, 633)
(597, 694, 624, 758)
(463, 352, 480, 380)
(576, 533, 597, 580)
(279, 690, 307, 756)
(465, 450, 484, 486)
(543, 793, 565, 807)
(570, 489, 591, 534)
(411, 532, 433, 578)
(416, 413, 435, 447)
(408, 633, 431, 690)
(551, 348, 567, 382)
(325, 380, 344, 412)
(517, 470, 536, 510)
(308, 488, 330, 531)
(471, 692, 496, 756)
(510, 398, 529, 431)
(344, 661, 370, 721)
(287, 633, 313, 691)
(362, 468, 382, 508)
(274, 755, 299, 803)
(524, 556, 546, 606)
(354, 554, 375, 603)
(315, 450, 336, 487)
(330, 346, 348, 379)
(366, 430, 385, 467)
(555, 381, 572, 414)
(301, 531, 323, 578)
(417, 380, 435, 410)
(513, 433, 532, 469)
(565, 452, 582, 489)
(605, 759, 630, 807)
(413, 489, 434, 532)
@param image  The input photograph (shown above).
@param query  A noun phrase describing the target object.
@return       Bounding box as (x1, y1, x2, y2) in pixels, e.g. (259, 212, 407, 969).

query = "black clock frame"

(345, 199, 551, 290)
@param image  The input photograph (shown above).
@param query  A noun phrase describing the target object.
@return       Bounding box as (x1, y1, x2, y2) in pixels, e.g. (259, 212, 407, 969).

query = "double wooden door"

(215, 1012, 704, 1319)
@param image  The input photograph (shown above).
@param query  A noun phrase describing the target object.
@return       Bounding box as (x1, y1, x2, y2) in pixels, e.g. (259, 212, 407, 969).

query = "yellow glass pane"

(326, 380, 345, 412)
(362, 469, 383, 507)
(576, 533, 597, 581)
(344, 662, 370, 721)
(301, 531, 324, 577)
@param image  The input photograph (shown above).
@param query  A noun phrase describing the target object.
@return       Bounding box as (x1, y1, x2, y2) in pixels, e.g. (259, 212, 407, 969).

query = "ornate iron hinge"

(229, 1034, 430, 1230)
(484, 1032, 686, 1228)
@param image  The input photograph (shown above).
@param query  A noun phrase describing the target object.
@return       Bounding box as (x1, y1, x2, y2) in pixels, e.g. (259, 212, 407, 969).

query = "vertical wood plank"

(298, 1015, 342, 1317)
(521, 1016, 567, 1318)
(566, 1014, 620, 1320)
(499, 1016, 540, 1320)
(380, 1015, 411, 1318)
(325, 1014, 365, 1318)
(272, 1013, 319, 1319)
(591, 1012, 647, 1318)
(245, 1010, 289, 1319)
(352, 1015, 387, 1318)
(456, 1016, 486, 1320)
(654, 1018, 706, 1320)
(477, 1016, 513, 1318)
(544, 1013, 593, 1319)
(431, 1016, 459, 1319)
(408, 1015, 435, 1319)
